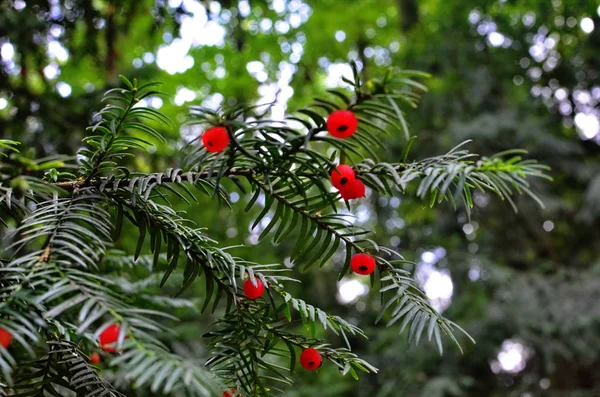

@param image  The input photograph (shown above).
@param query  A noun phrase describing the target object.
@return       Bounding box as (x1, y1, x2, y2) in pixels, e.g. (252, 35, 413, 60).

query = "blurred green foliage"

(1, 0, 600, 395)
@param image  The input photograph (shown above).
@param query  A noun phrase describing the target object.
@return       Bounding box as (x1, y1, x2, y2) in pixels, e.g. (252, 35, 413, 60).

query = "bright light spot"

(156, 39, 194, 74)
(48, 40, 69, 62)
(528, 67, 542, 81)
(544, 36, 557, 49)
(290, 41, 304, 63)
(14, 0, 26, 10)
(272, 0, 286, 14)
(0, 98, 8, 110)
(574, 89, 592, 105)
(143, 52, 155, 63)
(1, 43, 15, 60)
(50, 25, 64, 38)
(477, 21, 497, 35)
(56, 82, 72, 98)
(434, 247, 447, 258)
(260, 216, 272, 229)
(574, 112, 600, 139)
(246, 234, 259, 245)
(156, 3, 225, 75)
(174, 87, 196, 106)
(559, 102, 572, 116)
(181, 16, 226, 46)
(215, 66, 226, 78)
(201, 93, 224, 110)
(522, 12, 536, 27)
(421, 251, 436, 264)
(169, 0, 182, 7)
(289, 14, 302, 28)
(488, 32, 505, 47)
(462, 223, 475, 235)
(356, 206, 370, 223)
(275, 21, 290, 34)
(417, 264, 453, 312)
(491, 340, 530, 374)
(43, 63, 60, 79)
(529, 43, 547, 62)
(325, 63, 353, 88)
(468, 10, 481, 24)
(132, 58, 143, 68)
(468, 265, 481, 281)
(253, 61, 296, 120)
(239, 0, 250, 17)
(543, 220, 554, 232)
(580, 17, 595, 34)
(540, 378, 551, 389)
(247, 61, 268, 82)
(416, 248, 452, 312)
(554, 88, 568, 101)
(209, 1, 221, 13)
(230, 192, 240, 203)
(336, 278, 369, 304)
(260, 18, 273, 32)
(335, 30, 346, 42)
(147, 97, 163, 109)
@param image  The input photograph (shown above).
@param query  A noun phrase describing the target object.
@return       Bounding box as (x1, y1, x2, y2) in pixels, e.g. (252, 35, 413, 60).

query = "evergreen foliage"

(0, 63, 547, 396)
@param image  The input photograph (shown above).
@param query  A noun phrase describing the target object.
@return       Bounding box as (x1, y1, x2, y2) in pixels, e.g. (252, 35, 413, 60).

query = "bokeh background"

(2, 0, 600, 396)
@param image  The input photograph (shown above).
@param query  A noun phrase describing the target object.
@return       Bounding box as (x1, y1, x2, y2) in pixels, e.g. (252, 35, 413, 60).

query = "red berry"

(330, 165, 355, 190)
(0, 328, 12, 349)
(350, 253, 376, 275)
(223, 389, 239, 397)
(90, 352, 101, 364)
(201, 126, 230, 153)
(300, 347, 322, 370)
(99, 324, 126, 353)
(326, 110, 358, 138)
(243, 278, 265, 300)
(339, 179, 365, 200)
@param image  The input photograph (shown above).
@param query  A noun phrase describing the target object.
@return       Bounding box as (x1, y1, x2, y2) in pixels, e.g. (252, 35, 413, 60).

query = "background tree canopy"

(1, 0, 599, 396)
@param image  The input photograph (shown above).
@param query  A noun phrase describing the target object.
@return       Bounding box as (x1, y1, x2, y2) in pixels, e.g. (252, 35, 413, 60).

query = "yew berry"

(243, 278, 265, 300)
(330, 165, 355, 190)
(350, 253, 376, 275)
(300, 347, 322, 370)
(223, 389, 239, 397)
(201, 126, 230, 153)
(0, 328, 12, 349)
(99, 324, 126, 353)
(339, 179, 366, 200)
(90, 352, 101, 364)
(326, 110, 358, 138)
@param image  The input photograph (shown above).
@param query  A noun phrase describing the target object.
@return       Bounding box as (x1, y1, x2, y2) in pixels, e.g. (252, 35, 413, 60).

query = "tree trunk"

(397, 0, 419, 32)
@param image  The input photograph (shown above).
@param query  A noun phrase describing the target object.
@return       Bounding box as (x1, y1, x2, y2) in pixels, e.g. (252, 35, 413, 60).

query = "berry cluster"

(207, 109, 375, 394)
(200, 108, 359, 154)
(200, 109, 365, 203)
(330, 165, 365, 200)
